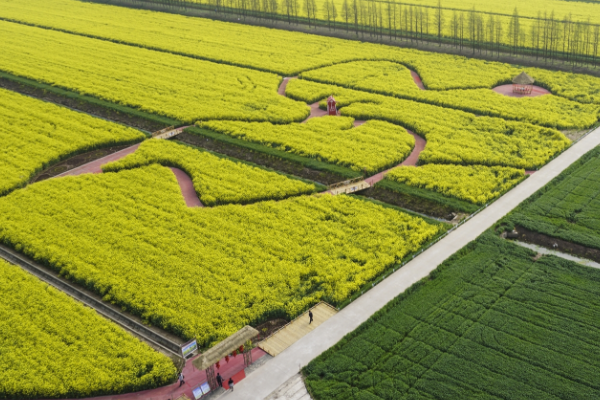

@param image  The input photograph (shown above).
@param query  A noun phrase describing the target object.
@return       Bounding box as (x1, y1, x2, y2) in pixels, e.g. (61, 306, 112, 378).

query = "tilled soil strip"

(510, 225, 600, 264)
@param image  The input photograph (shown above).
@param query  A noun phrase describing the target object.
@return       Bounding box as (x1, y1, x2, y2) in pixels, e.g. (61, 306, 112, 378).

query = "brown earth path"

(365, 129, 425, 186)
(54, 141, 204, 208)
(277, 78, 427, 187)
(410, 70, 426, 90)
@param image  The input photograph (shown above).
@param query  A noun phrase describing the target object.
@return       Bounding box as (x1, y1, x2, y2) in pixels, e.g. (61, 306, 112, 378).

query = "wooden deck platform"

(258, 302, 338, 357)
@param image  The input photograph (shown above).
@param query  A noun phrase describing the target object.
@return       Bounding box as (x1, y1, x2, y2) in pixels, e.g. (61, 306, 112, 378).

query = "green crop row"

(374, 179, 480, 214)
(504, 145, 600, 249)
(304, 232, 600, 399)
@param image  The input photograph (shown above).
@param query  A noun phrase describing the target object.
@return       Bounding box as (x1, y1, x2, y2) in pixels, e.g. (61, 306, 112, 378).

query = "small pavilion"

(512, 72, 535, 94)
(192, 325, 259, 391)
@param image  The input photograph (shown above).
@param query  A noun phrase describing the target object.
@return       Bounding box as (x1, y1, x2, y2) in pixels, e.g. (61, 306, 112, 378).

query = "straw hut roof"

(193, 326, 258, 370)
(512, 72, 535, 85)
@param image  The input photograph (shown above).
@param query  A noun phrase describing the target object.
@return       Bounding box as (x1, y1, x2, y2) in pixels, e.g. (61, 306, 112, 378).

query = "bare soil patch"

(175, 132, 345, 185)
(512, 225, 600, 263)
(0, 77, 166, 132)
(563, 129, 590, 142)
(360, 186, 457, 220)
(31, 145, 133, 183)
(254, 319, 289, 342)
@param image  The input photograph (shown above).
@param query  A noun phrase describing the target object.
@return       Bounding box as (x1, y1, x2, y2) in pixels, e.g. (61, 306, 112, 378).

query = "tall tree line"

(110, 0, 600, 66)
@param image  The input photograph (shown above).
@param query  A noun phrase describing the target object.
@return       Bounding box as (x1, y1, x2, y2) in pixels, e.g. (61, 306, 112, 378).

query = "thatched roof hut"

(193, 326, 258, 370)
(512, 72, 535, 85)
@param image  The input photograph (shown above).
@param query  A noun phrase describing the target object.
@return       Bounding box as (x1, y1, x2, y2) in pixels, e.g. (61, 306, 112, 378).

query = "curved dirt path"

(365, 129, 426, 186)
(410, 70, 426, 90)
(276, 78, 427, 186)
(54, 142, 204, 208)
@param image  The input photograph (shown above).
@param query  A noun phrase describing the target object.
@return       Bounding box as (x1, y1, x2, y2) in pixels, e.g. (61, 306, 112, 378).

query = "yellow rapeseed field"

(199, 117, 415, 173)
(2, 0, 600, 104)
(386, 164, 526, 204)
(0, 166, 445, 345)
(0, 20, 309, 124)
(0, 87, 144, 196)
(287, 79, 571, 169)
(103, 140, 322, 206)
(0, 259, 176, 399)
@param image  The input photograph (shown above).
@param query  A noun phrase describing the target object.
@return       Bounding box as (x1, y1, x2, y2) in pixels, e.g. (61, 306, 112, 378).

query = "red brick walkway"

(46, 348, 266, 400)
(55, 143, 204, 207)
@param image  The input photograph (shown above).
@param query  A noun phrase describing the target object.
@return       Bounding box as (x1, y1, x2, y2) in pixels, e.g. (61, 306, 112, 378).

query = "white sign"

(193, 382, 211, 399)
(192, 386, 204, 399)
(181, 339, 198, 358)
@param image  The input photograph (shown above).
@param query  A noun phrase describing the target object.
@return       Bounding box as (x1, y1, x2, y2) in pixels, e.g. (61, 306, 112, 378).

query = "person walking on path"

(309, 310, 313, 324)
(178, 372, 185, 387)
(228, 377, 235, 391)
(216, 373, 223, 388)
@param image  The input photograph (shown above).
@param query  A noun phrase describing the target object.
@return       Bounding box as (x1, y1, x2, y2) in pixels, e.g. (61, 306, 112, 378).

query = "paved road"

(223, 127, 600, 400)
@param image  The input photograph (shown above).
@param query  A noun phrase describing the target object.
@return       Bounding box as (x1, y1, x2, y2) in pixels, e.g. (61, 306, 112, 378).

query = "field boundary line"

(0, 244, 183, 358)
(224, 127, 600, 400)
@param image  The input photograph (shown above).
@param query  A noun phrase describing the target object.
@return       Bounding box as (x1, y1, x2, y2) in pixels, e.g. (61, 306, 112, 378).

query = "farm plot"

(507, 146, 600, 250)
(0, 165, 446, 346)
(0, 86, 144, 197)
(3, 0, 600, 104)
(198, 117, 415, 174)
(385, 164, 526, 205)
(287, 79, 570, 170)
(304, 232, 600, 399)
(103, 140, 322, 206)
(0, 21, 308, 124)
(301, 61, 600, 130)
(0, 258, 176, 399)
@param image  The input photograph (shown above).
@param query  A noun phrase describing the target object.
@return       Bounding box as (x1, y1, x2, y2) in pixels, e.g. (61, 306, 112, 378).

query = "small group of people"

(217, 373, 235, 391)
(178, 371, 236, 391)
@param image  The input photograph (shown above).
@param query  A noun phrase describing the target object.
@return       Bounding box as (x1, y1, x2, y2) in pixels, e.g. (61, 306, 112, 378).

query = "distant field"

(304, 233, 600, 399)
(3, 0, 600, 105)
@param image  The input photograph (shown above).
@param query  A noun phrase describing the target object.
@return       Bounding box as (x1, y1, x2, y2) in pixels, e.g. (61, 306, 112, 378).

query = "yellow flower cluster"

(386, 164, 526, 205)
(0, 166, 444, 345)
(3, 0, 600, 104)
(301, 61, 600, 129)
(0, 87, 144, 196)
(199, 117, 415, 173)
(103, 140, 321, 206)
(287, 79, 571, 169)
(0, 259, 176, 399)
(0, 21, 308, 124)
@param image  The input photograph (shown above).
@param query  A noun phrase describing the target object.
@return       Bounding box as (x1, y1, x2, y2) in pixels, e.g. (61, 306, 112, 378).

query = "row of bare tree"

(119, 0, 600, 66)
